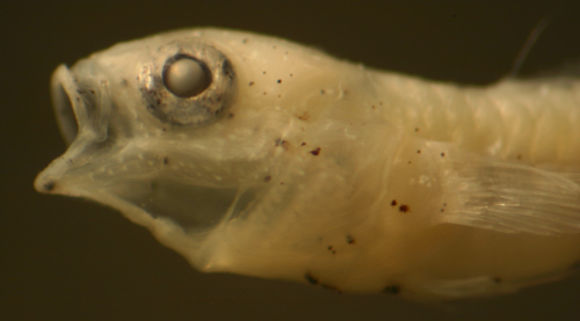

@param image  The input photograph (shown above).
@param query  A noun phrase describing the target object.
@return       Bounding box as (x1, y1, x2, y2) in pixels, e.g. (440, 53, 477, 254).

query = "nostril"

(51, 84, 78, 145)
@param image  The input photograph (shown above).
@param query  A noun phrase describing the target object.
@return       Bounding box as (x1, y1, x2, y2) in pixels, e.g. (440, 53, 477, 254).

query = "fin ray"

(441, 160, 580, 235)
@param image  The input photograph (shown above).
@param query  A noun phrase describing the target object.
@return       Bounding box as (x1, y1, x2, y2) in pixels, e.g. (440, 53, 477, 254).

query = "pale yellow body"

(35, 29, 580, 299)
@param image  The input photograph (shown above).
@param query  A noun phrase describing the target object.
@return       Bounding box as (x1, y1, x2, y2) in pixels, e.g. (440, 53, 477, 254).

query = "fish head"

(34, 28, 393, 274)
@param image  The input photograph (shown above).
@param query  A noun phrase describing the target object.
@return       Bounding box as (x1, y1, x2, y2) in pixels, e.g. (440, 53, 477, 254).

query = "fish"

(34, 28, 580, 299)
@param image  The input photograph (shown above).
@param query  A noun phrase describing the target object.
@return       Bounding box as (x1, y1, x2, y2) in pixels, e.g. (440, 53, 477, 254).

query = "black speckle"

(517, 154, 523, 160)
(264, 175, 272, 182)
(414, 128, 420, 133)
(275, 138, 289, 150)
(440, 152, 445, 157)
(310, 147, 321, 156)
(262, 71, 267, 75)
(300, 142, 307, 146)
(43, 181, 56, 192)
(163, 157, 169, 165)
(383, 284, 401, 295)
(305, 272, 319, 285)
(227, 113, 235, 118)
(391, 200, 397, 206)
(248, 81, 255, 86)
(346, 234, 355, 244)
(416, 149, 421, 154)
(493, 277, 502, 284)
(320, 89, 325, 95)
(162, 127, 167, 132)
(399, 205, 409, 213)
(276, 79, 282, 84)
(327, 245, 336, 254)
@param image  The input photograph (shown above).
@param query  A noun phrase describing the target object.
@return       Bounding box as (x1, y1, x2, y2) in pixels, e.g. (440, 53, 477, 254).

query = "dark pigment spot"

(305, 272, 318, 285)
(300, 142, 307, 146)
(227, 113, 235, 118)
(43, 181, 56, 192)
(493, 277, 502, 284)
(276, 79, 282, 84)
(163, 157, 169, 165)
(391, 200, 397, 206)
(264, 175, 272, 182)
(346, 235, 355, 244)
(440, 152, 445, 157)
(416, 149, 421, 154)
(297, 112, 310, 121)
(383, 284, 401, 295)
(275, 138, 289, 150)
(320, 89, 325, 95)
(399, 205, 410, 213)
(310, 147, 321, 156)
(327, 245, 336, 254)
(248, 81, 255, 86)
(414, 128, 420, 133)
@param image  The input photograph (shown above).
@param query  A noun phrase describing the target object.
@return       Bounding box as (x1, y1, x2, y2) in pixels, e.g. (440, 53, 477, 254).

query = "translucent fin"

(416, 270, 569, 299)
(417, 276, 510, 299)
(442, 161, 580, 235)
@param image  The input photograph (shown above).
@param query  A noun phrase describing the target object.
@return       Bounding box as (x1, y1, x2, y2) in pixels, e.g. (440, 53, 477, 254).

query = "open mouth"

(50, 65, 82, 145)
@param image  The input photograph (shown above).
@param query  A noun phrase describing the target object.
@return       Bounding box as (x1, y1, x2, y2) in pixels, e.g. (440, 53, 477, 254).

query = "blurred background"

(1, 1, 579, 320)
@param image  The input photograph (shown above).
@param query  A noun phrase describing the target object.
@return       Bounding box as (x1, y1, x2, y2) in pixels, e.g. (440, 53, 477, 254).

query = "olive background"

(2, 1, 580, 320)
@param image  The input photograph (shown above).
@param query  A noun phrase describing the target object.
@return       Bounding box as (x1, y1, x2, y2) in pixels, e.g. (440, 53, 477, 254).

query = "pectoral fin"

(441, 160, 580, 235)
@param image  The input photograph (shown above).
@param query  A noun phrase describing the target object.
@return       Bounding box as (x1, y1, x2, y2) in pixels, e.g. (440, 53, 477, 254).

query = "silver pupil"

(163, 56, 211, 97)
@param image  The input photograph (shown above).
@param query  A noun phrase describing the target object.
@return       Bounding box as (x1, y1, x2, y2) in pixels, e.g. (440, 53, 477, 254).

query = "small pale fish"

(34, 28, 580, 299)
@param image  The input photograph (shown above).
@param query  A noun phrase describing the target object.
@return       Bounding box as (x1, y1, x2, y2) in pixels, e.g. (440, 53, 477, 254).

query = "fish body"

(35, 28, 580, 299)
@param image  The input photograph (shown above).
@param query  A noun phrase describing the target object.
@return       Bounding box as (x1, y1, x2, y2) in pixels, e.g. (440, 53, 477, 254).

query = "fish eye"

(140, 42, 235, 126)
(163, 55, 211, 98)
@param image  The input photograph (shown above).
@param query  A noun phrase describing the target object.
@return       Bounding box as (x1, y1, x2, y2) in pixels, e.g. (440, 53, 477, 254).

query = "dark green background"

(2, 1, 579, 320)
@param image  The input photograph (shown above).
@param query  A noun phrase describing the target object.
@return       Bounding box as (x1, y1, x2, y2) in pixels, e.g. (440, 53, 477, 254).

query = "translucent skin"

(34, 28, 580, 299)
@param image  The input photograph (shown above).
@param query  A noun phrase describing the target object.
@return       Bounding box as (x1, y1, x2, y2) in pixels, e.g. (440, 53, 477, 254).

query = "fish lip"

(50, 64, 82, 145)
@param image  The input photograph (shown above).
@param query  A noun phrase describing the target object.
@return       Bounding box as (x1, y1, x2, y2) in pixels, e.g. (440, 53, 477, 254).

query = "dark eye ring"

(140, 41, 235, 126)
(162, 55, 211, 98)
